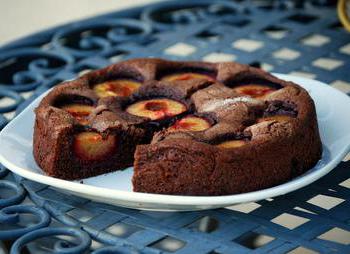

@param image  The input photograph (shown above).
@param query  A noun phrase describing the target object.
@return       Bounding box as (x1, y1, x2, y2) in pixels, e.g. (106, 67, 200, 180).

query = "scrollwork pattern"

(142, 1, 245, 30)
(10, 227, 91, 254)
(0, 205, 50, 240)
(52, 19, 152, 58)
(0, 181, 25, 209)
(0, 48, 73, 92)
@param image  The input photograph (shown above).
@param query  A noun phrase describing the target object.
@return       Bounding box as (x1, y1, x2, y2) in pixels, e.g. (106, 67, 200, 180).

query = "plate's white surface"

(0, 74, 350, 211)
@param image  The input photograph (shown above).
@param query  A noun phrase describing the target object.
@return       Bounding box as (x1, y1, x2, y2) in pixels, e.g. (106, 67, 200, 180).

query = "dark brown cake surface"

(33, 58, 322, 195)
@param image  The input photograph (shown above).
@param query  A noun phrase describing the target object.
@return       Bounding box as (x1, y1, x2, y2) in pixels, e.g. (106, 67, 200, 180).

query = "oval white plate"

(0, 74, 350, 211)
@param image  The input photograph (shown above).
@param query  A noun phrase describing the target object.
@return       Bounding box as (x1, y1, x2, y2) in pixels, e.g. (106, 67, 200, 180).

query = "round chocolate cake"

(33, 58, 322, 195)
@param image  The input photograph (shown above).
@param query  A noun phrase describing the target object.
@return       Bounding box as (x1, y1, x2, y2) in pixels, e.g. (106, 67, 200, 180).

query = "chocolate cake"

(33, 58, 322, 195)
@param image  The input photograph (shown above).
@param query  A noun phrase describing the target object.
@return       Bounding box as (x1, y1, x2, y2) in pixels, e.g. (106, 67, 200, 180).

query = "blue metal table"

(0, 1, 350, 253)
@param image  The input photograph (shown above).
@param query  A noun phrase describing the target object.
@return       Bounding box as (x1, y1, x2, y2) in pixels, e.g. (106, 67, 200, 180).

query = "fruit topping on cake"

(257, 115, 293, 123)
(61, 104, 94, 125)
(126, 98, 187, 120)
(168, 115, 211, 132)
(73, 132, 116, 161)
(216, 140, 247, 148)
(94, 79, 141, 97)
(161, 72, 215, 82)
(233, 85, 276, 99)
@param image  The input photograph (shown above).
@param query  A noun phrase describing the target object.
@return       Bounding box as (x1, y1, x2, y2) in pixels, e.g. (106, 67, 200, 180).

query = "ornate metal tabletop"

(0, 1, 350, 253)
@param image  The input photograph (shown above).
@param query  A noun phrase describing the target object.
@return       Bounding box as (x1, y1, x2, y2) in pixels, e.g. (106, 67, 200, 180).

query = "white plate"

(0, 74, 350, 211)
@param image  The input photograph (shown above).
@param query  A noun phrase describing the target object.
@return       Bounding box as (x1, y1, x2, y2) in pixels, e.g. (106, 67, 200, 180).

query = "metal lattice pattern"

(0, 1, 350, 253)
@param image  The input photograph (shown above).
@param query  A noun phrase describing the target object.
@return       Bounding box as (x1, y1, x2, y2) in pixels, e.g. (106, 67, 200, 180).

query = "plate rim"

(1, 74, 350, 208)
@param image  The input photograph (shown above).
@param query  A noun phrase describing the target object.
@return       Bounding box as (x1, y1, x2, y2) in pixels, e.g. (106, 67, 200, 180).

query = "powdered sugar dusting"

(202, 96, 262, 112)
